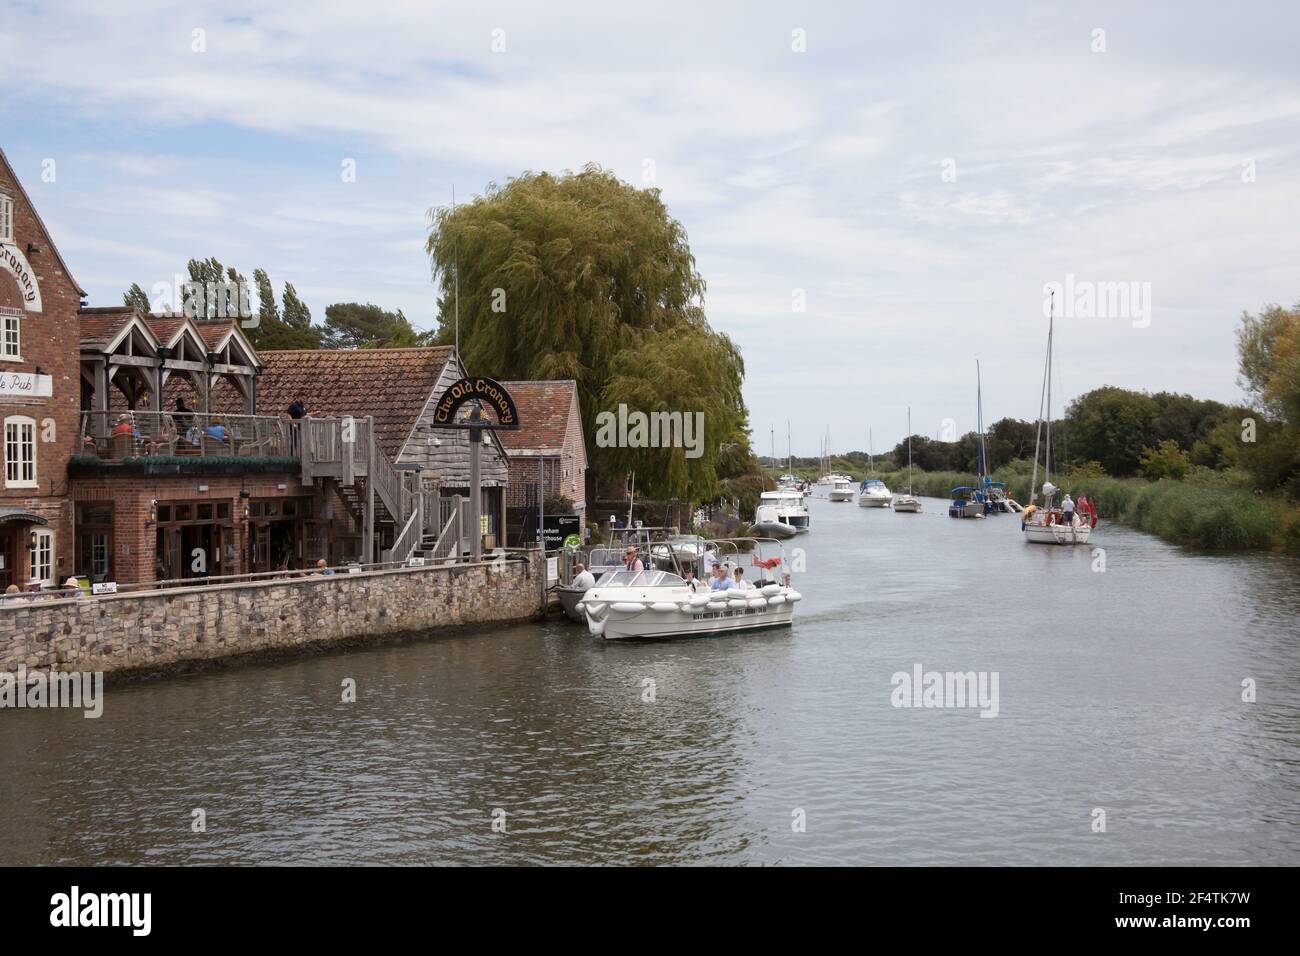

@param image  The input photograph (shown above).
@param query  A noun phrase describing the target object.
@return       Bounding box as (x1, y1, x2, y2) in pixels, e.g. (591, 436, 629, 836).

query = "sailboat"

(893, 410, 921, 512)
(1023, 291, 1093, 545)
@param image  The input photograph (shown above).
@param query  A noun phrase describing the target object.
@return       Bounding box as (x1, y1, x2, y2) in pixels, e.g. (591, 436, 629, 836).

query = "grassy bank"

(861, 466, 1298, 552)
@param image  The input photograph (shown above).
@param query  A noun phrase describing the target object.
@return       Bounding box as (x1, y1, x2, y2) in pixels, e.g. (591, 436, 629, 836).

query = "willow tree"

(426, 166, 759, 500)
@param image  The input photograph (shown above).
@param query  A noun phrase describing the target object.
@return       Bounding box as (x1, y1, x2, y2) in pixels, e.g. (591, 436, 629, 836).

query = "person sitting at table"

(111, 414, 135, 437)
(203, 419, 228, 442)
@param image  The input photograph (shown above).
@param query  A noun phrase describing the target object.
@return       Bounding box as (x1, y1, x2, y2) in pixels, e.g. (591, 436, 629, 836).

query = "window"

(4, 416, 36, 488)
(0, 194, 12, 243)
(0, 308, 18, 360)
(29, 529, 54, 587)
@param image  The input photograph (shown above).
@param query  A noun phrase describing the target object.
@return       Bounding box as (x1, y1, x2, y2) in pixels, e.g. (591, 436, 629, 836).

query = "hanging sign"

(431, 377, 520, 430)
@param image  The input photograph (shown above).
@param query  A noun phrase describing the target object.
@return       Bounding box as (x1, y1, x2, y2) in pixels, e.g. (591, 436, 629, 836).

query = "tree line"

(124, 259, 429, 352)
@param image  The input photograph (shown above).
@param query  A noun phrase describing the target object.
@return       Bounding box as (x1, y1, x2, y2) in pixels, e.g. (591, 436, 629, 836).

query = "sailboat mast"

(1029, 292, 1052, 506)
(977, 359, 989, 493)
(907, 407, 913, 494)
(1045, 297, 1054, 484)
(786, 420, 791, 472)
(869, 428, 874, 475)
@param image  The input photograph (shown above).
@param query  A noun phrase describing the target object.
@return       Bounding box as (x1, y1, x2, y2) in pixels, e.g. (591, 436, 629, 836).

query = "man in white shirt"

(1061, 493, 1076, 526)
(571, 562, 596, 591)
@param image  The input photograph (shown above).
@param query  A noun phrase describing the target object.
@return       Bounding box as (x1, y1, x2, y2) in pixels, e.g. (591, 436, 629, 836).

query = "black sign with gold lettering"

(431, 377, 521, 430)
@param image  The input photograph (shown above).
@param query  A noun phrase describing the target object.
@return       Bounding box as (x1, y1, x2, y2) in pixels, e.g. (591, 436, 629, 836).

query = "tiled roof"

(498, 380, 578, 452)
(78, 307, 140, 350)
(255, 347, 455, 458)
(192, 319, 237, 348)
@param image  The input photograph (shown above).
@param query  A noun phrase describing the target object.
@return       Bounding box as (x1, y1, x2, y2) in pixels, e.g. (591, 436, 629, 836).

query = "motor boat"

(828, 477, 856, 502)
(750, 489, 810, 537)
(577, 539, 801, 640)
(858, 479, 892, 507)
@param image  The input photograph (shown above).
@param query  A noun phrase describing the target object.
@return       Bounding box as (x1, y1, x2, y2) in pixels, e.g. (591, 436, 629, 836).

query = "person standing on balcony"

(287, 398, 307, 455)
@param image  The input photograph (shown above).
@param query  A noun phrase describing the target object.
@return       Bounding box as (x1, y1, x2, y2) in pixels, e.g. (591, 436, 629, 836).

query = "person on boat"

(709, 565, 733, 591)
(682, 568, 699, 592)
(571, 562, 596, 591)
(622, 547, 644, 572)
(1061, 493, 1076, 526)
(732, 567, 753, 591)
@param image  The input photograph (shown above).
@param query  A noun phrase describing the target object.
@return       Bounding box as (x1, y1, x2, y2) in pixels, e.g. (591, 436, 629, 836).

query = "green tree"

(253, 269, 280, 325)
(123, 282, 152, 313)
(1139, 439, 1190, 480)
(321, 302, 426, 349)
(1065, 386, 1160, 476)
(1236, 302, 1300, 493)
(426, 166, 758, 498)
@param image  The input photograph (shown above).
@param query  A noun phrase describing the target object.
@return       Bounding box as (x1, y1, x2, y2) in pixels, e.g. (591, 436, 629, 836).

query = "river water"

(3, 495, 1298, 866)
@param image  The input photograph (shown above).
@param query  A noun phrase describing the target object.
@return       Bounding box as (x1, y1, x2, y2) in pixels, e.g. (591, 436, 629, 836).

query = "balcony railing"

(80, 410, 294, 462)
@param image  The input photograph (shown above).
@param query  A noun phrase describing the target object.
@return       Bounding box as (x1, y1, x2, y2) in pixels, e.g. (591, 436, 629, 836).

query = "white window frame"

(29, 528, 54, 587)
(0, 308, 20, 361)
(4, 415, 37, 488)
(0, 193, 13, 244)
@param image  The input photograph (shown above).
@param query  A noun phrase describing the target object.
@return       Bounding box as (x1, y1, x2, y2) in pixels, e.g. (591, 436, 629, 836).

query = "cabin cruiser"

(857, 479, 892, 508)
(828, 477, 856, 502)
(750, 489, 810, 537)
(577, 539, 801, 640)
(893, 491, 921, 512)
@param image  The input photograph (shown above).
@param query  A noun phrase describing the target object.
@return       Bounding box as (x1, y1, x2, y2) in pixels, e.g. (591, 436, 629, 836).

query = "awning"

(0, 508, 49, 525)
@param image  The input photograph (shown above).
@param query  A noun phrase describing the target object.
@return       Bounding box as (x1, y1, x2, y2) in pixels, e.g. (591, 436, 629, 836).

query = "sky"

(3, 0, 1298, 456)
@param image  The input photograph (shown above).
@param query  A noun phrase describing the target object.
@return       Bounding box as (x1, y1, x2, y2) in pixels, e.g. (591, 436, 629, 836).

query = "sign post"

(429, 376, 520, 563)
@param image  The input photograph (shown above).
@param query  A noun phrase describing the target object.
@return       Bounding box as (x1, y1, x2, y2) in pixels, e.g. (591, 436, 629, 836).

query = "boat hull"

(858, 495, 891, 507)
(828, 490, 855, 502)
(582, 584, 800, 640)
(1024, 519, 1092, 545)
(555, 585, 587, 622)
(750, 520, 797, 539)
(893, 496, 921, 512)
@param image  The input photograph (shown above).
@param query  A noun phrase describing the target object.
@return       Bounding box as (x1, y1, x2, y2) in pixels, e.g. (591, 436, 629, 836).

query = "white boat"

(751, 489, 810, 536)
(893, 408, 921, 512)
(578, 540, 801, 640)
(828, 477, 855, 502)
(1022, 292, 1095, 546)
(858, 479, 892, 507)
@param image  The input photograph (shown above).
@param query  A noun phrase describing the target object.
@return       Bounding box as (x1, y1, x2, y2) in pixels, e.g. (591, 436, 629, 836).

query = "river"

(3, 494, 1297, 865)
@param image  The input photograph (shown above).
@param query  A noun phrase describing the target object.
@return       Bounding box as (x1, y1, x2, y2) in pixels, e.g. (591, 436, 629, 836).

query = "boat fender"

(650, 602, 679, 613)
(747, 597, 767, 609)
(688, 593, 712, 607)
(767, 595, 786, 606)
(687, 602, 709, 614)
(611, 602, 645, 613)
(786, 591, 802, 602)
(575, 602, 585, 614)
(727, 598, 749, 609)
(760, 583, 781, 596)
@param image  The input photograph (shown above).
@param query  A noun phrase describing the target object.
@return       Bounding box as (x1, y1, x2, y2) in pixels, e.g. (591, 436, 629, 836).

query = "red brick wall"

(0, 158, 81, 585)
(71, 472, 321, 584)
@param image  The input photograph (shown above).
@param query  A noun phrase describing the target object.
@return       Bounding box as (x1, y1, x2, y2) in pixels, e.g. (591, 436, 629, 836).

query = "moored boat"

(828, 477, 856, 502)
(1022, 292, 1097, 545)
(858, 478, 892, 507)
(750, 489, 810, 536)
(578, 539, 800, 640)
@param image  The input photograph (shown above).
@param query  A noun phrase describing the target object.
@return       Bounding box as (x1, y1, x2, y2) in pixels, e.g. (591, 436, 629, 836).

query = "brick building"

(498, 380, 587, 546)
(0, 148, 83, 589)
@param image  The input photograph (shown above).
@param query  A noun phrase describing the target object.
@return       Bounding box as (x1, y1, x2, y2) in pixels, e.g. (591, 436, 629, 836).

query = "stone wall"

(0, 551, 543, 676)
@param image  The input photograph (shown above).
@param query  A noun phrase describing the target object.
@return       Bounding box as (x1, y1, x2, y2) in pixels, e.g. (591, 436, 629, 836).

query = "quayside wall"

(0, 553, 543, 676)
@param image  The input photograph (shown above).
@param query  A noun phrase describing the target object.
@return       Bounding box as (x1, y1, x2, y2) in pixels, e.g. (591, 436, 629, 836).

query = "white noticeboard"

(91, 581, 118, 595)
(546, 557, 558, 584)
